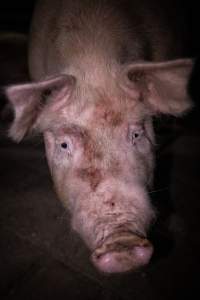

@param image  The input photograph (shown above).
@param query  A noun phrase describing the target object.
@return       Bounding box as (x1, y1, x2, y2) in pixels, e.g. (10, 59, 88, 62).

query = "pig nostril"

(104, 198, 116, 208)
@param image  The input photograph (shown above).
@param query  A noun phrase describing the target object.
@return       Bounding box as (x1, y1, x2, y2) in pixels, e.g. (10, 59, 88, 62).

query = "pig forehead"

(90, 101, 124, 127)
(44, 88, 147, 134)
(71, 95, 142, 128)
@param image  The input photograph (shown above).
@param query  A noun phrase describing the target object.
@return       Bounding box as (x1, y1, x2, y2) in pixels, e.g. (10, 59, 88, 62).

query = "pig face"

(5, 59, 193, 273)
(42, 86, 156, 272)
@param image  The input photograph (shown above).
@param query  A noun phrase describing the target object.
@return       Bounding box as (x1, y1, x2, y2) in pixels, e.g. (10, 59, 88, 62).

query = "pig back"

(29, 0, 188, 81)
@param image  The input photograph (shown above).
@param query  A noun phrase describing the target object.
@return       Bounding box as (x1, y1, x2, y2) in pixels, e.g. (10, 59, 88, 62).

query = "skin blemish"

(109, 158, 121, 176)
(103, 109, 123, 127)
(84, 143, 103, 161)
(77, 166, 102, 191)
(82, 134, 103, 161)
(62, 125, 87, 139)
(93, 95, 123, 128)
(59, 125, 103, 159)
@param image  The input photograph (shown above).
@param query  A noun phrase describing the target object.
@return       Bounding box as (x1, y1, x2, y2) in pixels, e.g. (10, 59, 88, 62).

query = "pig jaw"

(70, 180, 155, 274)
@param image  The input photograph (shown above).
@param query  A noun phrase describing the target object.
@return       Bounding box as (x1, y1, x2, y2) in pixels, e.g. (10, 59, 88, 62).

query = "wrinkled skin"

(5, 0, 193, 273)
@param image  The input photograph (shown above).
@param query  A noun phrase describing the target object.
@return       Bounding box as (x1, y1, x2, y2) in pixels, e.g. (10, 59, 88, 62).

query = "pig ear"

(5, 74, 76, 142)
(122, 59, 193, 116)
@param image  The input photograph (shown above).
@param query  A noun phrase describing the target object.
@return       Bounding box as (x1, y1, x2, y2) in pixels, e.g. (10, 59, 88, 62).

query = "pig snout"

(71, 181, 155, 274)
(91, 232, 153, 274)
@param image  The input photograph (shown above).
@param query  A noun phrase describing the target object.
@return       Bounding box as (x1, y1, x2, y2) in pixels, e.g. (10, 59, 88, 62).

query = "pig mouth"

(91, 231, 153, 274)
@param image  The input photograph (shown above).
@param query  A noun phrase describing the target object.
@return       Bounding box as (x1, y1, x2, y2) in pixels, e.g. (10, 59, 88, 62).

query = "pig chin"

(70, 180, 155, 274)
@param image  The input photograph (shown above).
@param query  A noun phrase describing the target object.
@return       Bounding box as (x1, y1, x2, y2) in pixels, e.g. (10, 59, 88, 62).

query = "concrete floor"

(0, 32, 200, 300)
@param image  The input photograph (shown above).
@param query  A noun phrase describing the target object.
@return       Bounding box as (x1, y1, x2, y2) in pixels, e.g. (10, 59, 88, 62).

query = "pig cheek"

(54, 174, 92, 216)
(138, 155, 154, 186)
(43, 131, 69, 202)
(44, 131, 55, 174)
(134, 141, 154, 185)
(50, 166, 72, 210)
(53, 152, 85, 207)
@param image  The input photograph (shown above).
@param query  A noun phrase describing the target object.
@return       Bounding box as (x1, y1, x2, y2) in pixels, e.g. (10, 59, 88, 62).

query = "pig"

(5, 0, 193, 273)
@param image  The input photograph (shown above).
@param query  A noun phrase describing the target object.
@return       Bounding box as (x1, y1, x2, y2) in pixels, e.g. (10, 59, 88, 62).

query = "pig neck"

(44, 4, 144, 89)
(66, 50, 120, 90)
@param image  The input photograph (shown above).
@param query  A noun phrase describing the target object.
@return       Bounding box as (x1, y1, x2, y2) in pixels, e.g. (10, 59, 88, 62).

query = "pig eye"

(61, 142, 68, 149)
(133, 132, 139, 139)
(60, 141, 71, 154)
(130, 128, 144, 145)
(56, 138, 73, 155)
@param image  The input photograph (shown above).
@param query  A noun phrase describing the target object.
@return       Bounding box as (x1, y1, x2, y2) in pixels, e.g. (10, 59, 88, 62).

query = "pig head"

(5, 58, 193, 273)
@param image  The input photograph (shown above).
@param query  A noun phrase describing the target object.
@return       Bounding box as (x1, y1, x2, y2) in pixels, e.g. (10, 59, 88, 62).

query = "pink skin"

(5, 56, 192, 274)
(41, 89, 156, 273)
(6, 57, 193, 273)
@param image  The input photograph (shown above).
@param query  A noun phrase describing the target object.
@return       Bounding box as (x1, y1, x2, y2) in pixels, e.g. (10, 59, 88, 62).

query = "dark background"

(0, 0, 199, 54)
(0, 1, 200, 300)
(0, 2, 35, 33)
